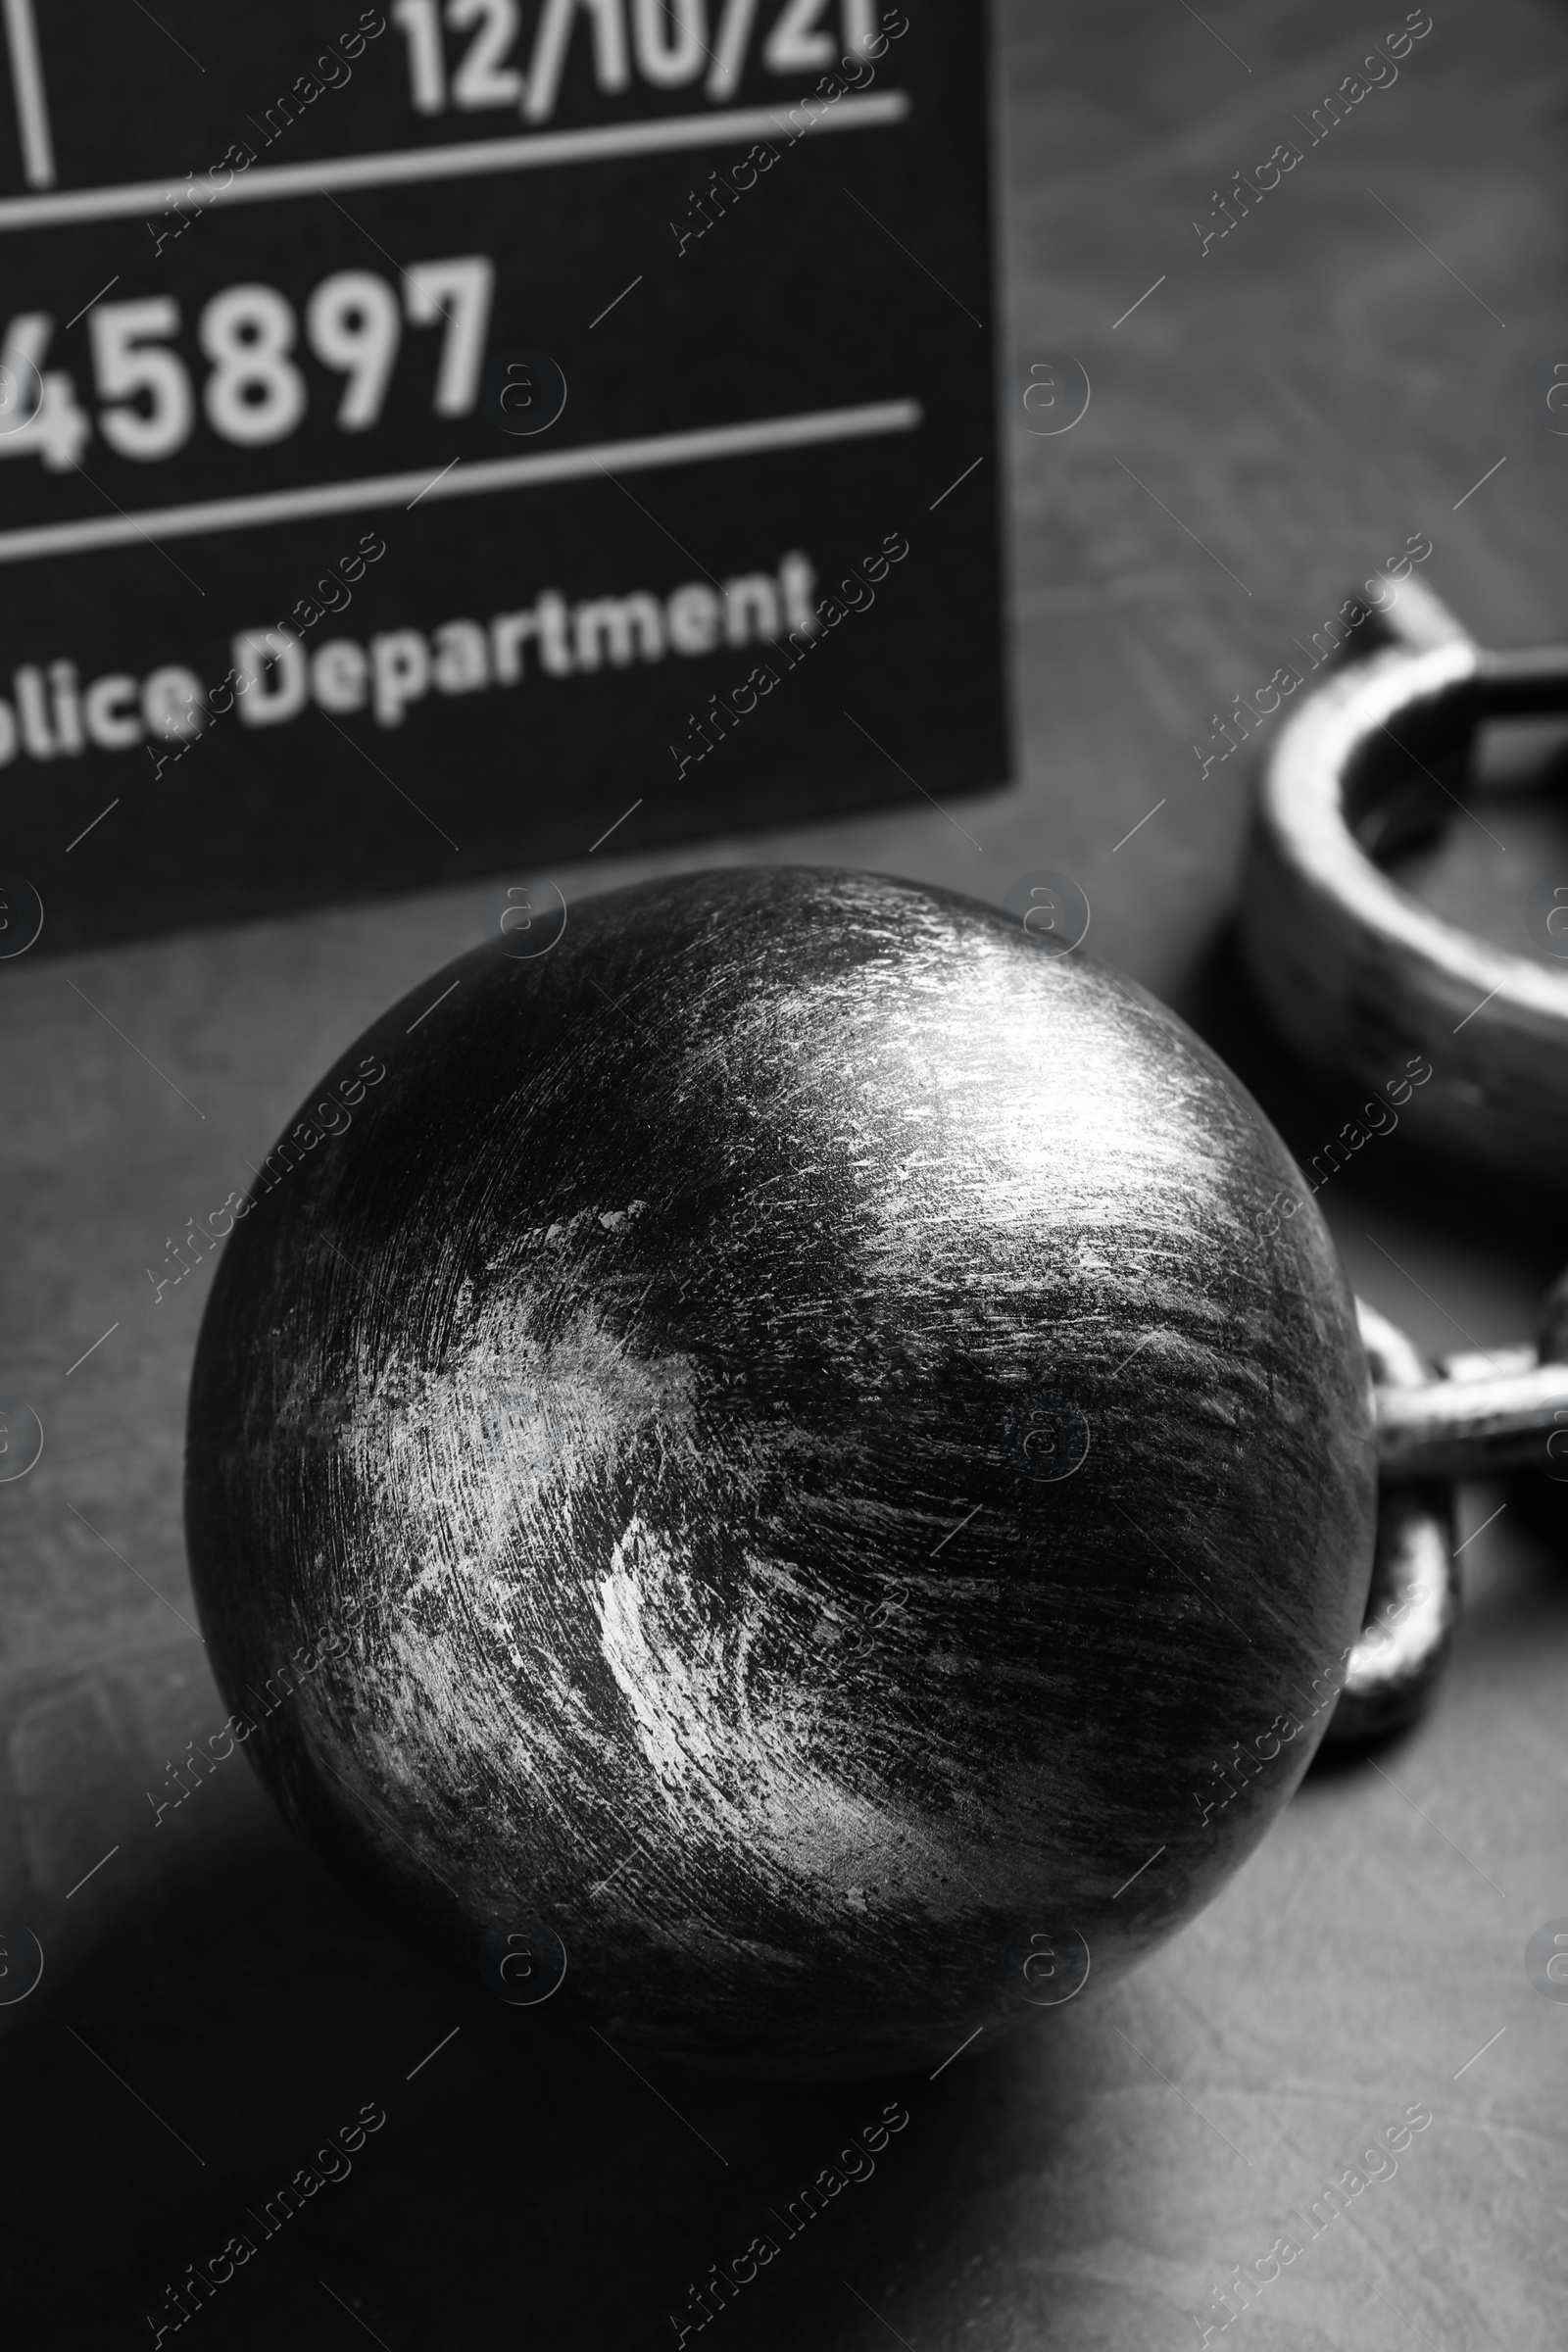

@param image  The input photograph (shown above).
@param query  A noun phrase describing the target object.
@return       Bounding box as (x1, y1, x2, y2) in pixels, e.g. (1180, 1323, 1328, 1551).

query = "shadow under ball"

(185, 868, 1375, 2078)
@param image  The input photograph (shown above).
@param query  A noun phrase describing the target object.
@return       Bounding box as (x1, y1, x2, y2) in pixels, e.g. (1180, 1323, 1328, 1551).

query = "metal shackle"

(1240, 574, 1568, 1183)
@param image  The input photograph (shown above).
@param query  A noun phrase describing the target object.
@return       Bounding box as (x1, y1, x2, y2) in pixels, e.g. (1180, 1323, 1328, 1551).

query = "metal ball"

(186, 868, 1374, 2078)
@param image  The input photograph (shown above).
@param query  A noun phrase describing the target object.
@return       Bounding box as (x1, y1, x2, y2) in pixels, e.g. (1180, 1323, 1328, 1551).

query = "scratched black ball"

(185, 868, 1374, 2078)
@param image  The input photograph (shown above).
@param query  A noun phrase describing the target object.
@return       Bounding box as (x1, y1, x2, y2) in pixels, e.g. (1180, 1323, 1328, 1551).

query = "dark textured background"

(4, 1, 1568, 2345)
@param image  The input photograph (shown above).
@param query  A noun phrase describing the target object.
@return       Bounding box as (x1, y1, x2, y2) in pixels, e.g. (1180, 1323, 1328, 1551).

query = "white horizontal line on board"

(0, 400, 924, 564)
(0, 92, 911, 233)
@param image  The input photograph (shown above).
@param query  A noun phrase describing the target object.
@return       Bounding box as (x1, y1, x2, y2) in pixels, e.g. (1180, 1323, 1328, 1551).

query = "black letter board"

(0, 1, 1007, 951)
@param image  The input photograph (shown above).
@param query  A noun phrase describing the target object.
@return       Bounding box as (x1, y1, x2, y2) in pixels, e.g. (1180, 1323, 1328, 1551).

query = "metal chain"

(1374, 1268, 1568, 1481)
(1323, 1280, 1567, 1743)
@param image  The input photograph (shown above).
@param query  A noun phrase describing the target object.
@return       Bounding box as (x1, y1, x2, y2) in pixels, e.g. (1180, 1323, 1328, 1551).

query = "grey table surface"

(5, 0, 1568, 2345)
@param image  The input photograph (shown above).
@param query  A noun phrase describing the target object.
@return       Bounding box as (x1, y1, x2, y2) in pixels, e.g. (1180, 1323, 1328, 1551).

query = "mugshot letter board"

(0, 1, 1008, 951)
